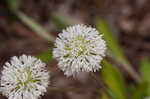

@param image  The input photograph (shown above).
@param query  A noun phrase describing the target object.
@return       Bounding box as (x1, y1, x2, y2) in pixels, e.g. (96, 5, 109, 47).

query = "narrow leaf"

(102, 60, 127, 99)
(141, 58, 150, 95)
(101, 92, 110, 99)
(96, 18, 128, 65)
(96, 18, 141, 83)
(17, 12, 55, 42)
(131, 82, 148, 99)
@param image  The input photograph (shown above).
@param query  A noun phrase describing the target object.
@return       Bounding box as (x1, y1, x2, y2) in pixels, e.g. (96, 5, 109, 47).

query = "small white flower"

(53, 24, 107, 77)
(0, 54, 50, 99)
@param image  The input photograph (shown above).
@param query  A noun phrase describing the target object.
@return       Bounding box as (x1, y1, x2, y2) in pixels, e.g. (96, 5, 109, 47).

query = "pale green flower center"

(15, 68, 38, 90)
(64, 35, 89, 58)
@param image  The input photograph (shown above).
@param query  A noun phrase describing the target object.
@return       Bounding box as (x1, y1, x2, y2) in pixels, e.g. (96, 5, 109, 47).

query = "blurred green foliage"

(101, 92, 110, 99)
(131, 82, 148, 99)
(96, 18, 141, 83)
(141, 58, 150, 96)
(17, 12, 55, 42)
(96, 18, 129, 65)
(37, 48, 54, 63)
(102, 60, 127, 99)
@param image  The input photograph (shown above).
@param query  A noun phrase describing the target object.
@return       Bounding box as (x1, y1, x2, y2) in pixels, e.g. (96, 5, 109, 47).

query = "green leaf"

(131, 82, 148, 99)
(100, 90, 117, 99)
(17, 12, 55, 42)
(101, 92, 110, 99)
(141, 58, 150, 95)
(37, 48, 54, 63)
(96, 18, 141, 83)
(102, 60, 127, 99)
(96, 18, 128, 65)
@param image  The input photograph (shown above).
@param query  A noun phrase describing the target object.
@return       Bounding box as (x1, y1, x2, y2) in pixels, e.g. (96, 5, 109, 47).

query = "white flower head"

(53, 24, 107, 77)
(0, 54, 50, 99)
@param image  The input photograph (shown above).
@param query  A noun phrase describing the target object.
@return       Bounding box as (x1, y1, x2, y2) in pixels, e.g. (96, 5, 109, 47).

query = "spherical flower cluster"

(53, 24, 107, 77)
(0, 55, 50, 99)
